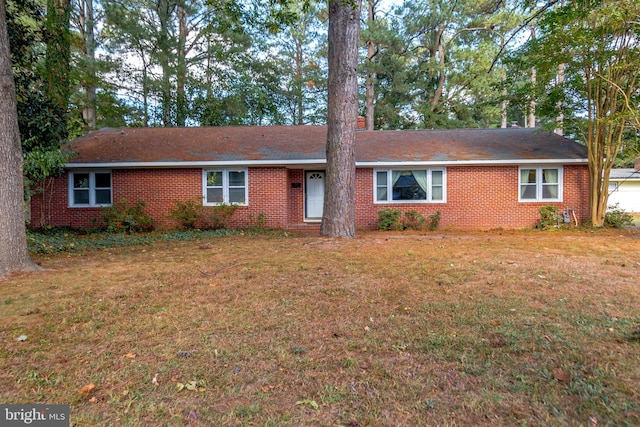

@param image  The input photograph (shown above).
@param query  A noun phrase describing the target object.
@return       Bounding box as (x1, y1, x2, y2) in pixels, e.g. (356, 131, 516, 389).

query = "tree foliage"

(514, 0, 640, 226)
(5, 0, 640, 237)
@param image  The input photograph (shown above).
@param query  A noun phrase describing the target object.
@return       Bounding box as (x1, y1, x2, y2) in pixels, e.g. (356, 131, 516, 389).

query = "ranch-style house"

(29, 126, 591, 231)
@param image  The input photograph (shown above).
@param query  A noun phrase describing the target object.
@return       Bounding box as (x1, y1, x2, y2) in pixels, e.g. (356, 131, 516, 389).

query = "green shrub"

(100, 199, 154, 233)
(168, 198, 203, 230)
(247, 213, 268, 230)
(167, 199, 239, 230)
(403, 210, 425, 230)
(604, 203, 634, 228)
(377, 209, 402, 231)
(537, 205, 559, 230)
(203, 203, 238, 230)
(426, 210, 441, 231)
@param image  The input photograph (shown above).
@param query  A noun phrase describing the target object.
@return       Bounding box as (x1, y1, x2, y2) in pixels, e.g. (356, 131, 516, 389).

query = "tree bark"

(176, 2, 187, 127)
(528, 25, 536, 128)
(501, 67, 507, 128)
(295, 35, 304, 125)
(0, 0, 40, 276)
(157, 0, 175, 127)
(364, 0, 376, 131)
(81, 0, 97, 129)
(45, 0, 71, 115)
(321, 0, 360, 238)
(430, 27, 445, 110)
(555, 62, 564, 135)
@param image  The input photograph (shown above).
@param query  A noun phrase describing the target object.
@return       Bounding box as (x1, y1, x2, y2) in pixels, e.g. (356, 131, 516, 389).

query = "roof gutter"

(65, 158, 589, 169)
(356, 158, 588, 167)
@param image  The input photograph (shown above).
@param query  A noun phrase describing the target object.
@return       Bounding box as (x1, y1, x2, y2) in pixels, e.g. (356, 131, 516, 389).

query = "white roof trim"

(356, 159, 588, 167)
(66, 158, 588, 169)
(65, 160, 326, 168)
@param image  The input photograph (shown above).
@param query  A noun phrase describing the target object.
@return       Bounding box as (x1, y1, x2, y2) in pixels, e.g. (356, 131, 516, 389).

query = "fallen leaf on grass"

(260, 384, 283, 393)
(552, 368, 570, 383)
(296, 399, 319, 410)
(177, 380, 205, 392)
(123, 353, 136, 359)
(79, 383, 96, 394)
(88, 397, 97, 403)
(152, 374, 158, 385)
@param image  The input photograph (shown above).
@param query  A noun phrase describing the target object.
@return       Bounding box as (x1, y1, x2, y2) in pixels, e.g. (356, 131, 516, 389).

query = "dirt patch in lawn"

(1, 228, 639, 426)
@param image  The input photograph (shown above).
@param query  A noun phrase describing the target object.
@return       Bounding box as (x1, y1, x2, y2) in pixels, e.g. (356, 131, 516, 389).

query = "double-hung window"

(203, 169, 248, 205)
(519, 167, 563, 201)
(69, 171, 112, 207)
(375, 169, 445, 203)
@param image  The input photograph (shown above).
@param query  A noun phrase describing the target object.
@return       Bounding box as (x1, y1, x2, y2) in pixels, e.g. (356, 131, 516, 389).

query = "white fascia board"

(65, 159, 328, 169)
(66, 158, 588, 169)
(355, 158, 588, 167)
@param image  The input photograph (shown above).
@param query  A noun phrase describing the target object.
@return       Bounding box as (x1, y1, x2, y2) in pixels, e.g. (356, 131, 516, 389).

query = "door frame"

(304, 170, 325, 221)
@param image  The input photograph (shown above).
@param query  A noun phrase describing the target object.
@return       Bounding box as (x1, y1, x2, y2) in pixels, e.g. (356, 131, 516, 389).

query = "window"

(374, 169, 445, 203)
(519, 167, 562, 201)
(69, 171, 112, 207)
(203, 169, 248, 205)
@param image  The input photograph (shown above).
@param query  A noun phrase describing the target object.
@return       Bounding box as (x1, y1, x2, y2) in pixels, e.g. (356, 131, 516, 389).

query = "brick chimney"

(635, 157, 640, 171)
(357, 116, 366, 130)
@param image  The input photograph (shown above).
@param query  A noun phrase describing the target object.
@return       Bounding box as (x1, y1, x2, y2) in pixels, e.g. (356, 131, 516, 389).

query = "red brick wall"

(31, 167, 293, 230)
(228, 167, 289, 229)
(30, 164, 590, 231)
(287, 169, 305, 225)
(354, 165, 590, 230)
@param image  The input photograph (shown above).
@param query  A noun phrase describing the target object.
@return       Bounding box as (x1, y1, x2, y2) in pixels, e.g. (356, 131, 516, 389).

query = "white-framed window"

(68, 171, 112, 207)
(374, 169, 446, 203)
(519, 167, 563, 201)
(203, 169, 248, 205)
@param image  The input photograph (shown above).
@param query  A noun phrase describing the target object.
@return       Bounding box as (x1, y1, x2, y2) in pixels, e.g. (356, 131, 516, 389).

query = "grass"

(1, 228, 640, 426)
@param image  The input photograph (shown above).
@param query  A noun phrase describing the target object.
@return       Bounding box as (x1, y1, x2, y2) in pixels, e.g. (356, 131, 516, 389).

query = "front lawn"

(1, 230, 639, 426)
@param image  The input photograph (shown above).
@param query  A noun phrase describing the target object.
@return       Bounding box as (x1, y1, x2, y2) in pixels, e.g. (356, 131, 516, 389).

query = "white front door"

(305, 171, 325, 220)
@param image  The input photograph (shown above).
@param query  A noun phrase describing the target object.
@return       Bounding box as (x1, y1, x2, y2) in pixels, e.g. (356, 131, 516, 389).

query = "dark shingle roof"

(65, 126, 587, 166)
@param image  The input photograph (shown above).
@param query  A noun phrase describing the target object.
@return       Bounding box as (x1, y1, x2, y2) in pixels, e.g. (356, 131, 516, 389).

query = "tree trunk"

(364, 0, 376, 131)
(295, 36, 304, 125)
(45, 0, 71, 115)
(528, 26, 536, 128)
(0, 0, 40, 276)
(142, 61, 149, 127)
(529, 65, 536, 127)
(430, 27, 445, 109)
(555, 62, 564, 135)
(81, 0, 97, 130)
(501, 66, 507, 128)
(321, 0, 361, 238)
(157, 0, 174, 127)
(176, 2, 187, 127)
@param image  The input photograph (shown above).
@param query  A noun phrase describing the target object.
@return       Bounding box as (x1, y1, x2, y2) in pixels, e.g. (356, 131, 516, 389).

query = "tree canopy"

(2, 0, 638, 233)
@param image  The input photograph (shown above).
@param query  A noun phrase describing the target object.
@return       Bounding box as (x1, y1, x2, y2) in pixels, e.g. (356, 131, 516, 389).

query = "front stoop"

(287, 223, 321, 232)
